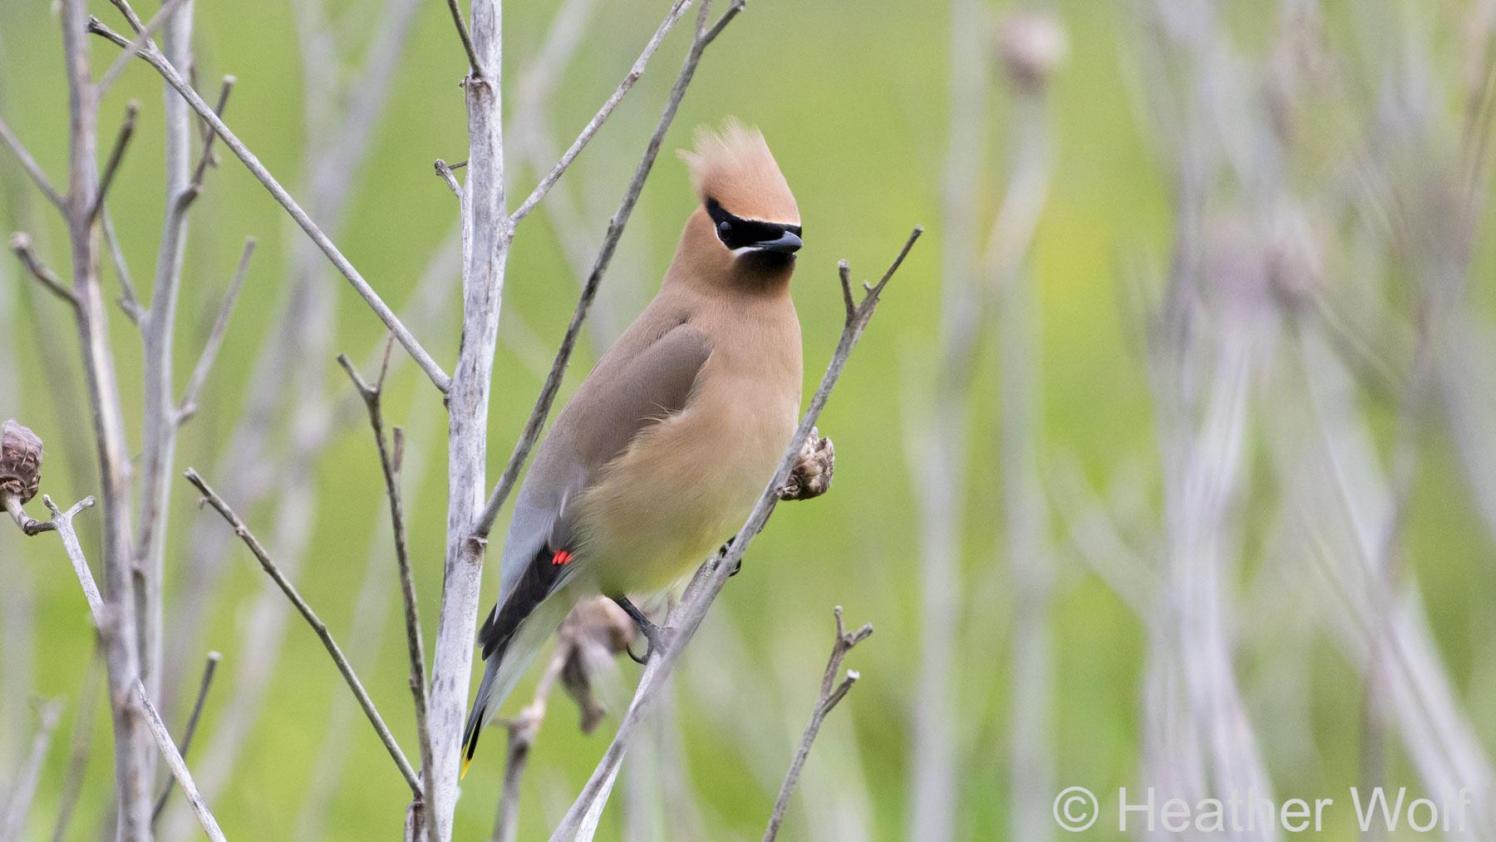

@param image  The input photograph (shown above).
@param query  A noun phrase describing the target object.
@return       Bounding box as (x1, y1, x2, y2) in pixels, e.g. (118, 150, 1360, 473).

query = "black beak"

(752, 230, 802, 254)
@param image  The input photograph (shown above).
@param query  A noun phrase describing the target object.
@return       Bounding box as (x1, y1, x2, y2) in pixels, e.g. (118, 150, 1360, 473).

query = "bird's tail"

(460, 590, 569, 779)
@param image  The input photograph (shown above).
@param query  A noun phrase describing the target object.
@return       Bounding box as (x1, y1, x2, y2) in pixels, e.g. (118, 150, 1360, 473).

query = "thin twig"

(445, 0, 482, 76)
(8, 233, 78, 306)
(184, 468, 424, 796)
(151, 652, 221, 823)
(177, 237, 256, 424)
(434, 159, 463, 199)
(763, 607, 873, 842)
(701, 0, 746, 45)
(91, 100, 139, 225)
(337, 344, 439, 842)
(88, 18, 453, 394)
(133, 681, 226, 842)
(552, 228, 922, 841)
(100, 209, 142, 322)
(186, 77, 235, 199)
(0, 699, 63, 841)
(508, 0, 692, 226)
(475, 0, 745, 537)
(0, 115, 66, 212)
(99, 0, 192, 92)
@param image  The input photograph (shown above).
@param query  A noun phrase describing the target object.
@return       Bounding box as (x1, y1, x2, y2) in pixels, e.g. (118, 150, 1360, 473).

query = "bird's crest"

(680, 119, 799, 226)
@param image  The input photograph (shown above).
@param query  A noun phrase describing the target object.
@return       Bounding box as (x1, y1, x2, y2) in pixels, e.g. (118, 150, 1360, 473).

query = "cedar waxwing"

(462, 121, 804, 774)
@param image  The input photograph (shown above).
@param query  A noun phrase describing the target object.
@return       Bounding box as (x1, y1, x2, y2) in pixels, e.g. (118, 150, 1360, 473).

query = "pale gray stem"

(908, 3, 987, 839)
(133, 681, 226, 842)
(989, 77, 1057, 842)
(0, 699, 62, 842)
(60, 1, 153, 834)
(134, 0, 196, 717)
(427, 0, 508, 833)
(551, 229, 921, 841)
(762, 608, 872, 842)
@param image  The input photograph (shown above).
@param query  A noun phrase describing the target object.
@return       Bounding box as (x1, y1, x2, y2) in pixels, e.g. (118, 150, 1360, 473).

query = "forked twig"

(184, 468, 423, 796)
(762, 607, 873, 842)
(337, 344, 440, 842)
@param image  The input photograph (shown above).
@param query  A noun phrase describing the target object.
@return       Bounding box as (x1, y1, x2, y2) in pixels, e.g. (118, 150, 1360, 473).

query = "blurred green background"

(2, 0, 1494, 839)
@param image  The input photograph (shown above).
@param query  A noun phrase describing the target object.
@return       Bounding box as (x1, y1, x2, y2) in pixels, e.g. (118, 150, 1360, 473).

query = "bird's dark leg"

(612, 596, 662, 664)
(721, 536, 742, 577)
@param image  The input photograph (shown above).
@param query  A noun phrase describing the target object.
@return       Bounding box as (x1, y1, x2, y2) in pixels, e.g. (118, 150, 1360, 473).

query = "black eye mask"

(706, 198, 802, 250)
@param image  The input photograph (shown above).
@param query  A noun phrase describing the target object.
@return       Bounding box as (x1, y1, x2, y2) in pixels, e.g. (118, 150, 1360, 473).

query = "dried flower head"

(557, 597, 637, 733)
(995, 12, 1069, 92)
(0, 420, 43, 505)
(778, 429, 835, 502)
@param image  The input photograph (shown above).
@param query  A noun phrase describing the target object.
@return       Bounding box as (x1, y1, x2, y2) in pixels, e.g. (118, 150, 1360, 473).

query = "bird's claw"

(613, 596, 663, 665)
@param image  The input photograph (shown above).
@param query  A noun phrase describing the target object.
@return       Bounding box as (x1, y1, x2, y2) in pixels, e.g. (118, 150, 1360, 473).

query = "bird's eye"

(718, 220, 733, 236)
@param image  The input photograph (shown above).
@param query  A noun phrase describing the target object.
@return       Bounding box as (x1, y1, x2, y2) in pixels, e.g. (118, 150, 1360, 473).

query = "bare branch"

(763, 607, 873, 842)
(508, 0, 692, 226)
(183, 468, 423, 796)
(0, 699, 63, 841)
(152, 651, 222, 822)
(177, 237, 256, 424)
(552, 227, 922, 839)
(88, 18, 453, 394)
(427, 0, 508, 829)
(91, 100, 139, 225)
(476, 0, 747, 537)
(337, 346, 439, 842)
(445, 0, 483, 76)
(8, 233, 77, 307)
(0, 115, 66, 212)
(133, 680, 226, 842)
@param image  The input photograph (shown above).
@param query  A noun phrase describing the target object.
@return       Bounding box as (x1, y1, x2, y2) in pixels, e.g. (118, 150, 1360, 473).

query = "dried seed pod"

(0, 420, 43, 505)
(995, 11, 1069, 93)
(557, 597, 637, 733)
(778, 428, 834, 501)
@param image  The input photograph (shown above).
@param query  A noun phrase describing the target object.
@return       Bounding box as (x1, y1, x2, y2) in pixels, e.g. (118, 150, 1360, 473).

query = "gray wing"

(490, 322, 712, 622)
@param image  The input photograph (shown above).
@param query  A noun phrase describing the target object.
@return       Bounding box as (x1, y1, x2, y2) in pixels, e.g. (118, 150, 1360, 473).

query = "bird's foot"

(719, 537, 743, 577)
(612, 596, 663, 665)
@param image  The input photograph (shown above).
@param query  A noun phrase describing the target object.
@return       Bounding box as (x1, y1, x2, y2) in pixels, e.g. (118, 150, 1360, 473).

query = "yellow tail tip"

(460, 755, 473, 781)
